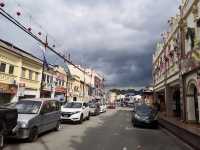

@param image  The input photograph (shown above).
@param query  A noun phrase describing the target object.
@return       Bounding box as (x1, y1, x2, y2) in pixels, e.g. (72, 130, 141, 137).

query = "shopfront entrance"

(0, 83, 17, 104)
(187, 82, 199, 123)
(173, 90, 181, 118)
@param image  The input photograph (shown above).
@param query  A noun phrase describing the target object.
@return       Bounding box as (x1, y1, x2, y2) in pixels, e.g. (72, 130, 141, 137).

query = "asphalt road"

(4, 108, 192, 150)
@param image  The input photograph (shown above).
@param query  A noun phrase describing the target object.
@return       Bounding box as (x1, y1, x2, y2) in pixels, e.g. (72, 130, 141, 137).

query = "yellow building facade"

(0, 39, 43, 104)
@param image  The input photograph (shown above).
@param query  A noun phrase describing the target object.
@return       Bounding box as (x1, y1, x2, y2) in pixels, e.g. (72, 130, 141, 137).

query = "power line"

(0, 7, 85, 73)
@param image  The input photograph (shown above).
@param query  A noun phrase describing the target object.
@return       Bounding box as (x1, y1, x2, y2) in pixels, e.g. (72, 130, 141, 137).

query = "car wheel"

(86, 112, 90, 120)
(132, 119, 136, 127)
(55, 121, 61, 131)
(0, 130, 4, 150)
(28, 127, 38, 142)
(78, 114, 83, 124)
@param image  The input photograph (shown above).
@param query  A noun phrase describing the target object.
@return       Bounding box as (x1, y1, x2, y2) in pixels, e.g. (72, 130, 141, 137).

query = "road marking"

(122, 147, 127, 150)
(125, 126, 133, 130)
(137, 145, 142, 149)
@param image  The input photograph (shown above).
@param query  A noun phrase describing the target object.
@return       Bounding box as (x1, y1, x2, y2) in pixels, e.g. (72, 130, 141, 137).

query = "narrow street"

(4, 109, 192, 150)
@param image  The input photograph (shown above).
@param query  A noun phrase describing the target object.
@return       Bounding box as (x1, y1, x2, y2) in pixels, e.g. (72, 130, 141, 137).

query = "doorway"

(173, 90, 181, 118)
(188, 83, 199, 123)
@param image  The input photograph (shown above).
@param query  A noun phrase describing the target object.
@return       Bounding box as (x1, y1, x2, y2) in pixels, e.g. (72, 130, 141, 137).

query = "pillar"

(165, 85, 173, 117)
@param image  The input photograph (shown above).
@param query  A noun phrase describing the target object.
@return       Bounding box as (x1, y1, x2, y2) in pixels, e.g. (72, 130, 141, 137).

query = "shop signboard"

(0, 83, 17, 94)
(55, 86, 66, 93)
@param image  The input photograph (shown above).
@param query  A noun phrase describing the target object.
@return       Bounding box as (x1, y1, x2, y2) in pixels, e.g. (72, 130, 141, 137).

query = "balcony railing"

(0, 72, 17, 84)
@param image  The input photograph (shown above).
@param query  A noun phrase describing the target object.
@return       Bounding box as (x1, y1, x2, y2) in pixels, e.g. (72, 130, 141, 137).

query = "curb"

(159, 119, 200, 150)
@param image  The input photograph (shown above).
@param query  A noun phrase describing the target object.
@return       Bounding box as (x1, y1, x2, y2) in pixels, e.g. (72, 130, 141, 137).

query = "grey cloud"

(0, 0, 179, 88)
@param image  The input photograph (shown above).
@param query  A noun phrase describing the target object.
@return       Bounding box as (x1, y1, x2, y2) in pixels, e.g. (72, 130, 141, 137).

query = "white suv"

(100, 102, 107, 113)
(61, 101, 90, 124)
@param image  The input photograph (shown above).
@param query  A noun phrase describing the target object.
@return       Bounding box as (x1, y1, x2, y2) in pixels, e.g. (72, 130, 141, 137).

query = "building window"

(0, 63, 6, 73)
(50, 76, 53, 83)
(22, 68, 26, 78)
(9, 65, 14, 74)
(62, 81, 64, 86)
(47, 75, 50, 83)
(29, 70, 33, 80)
(59, 80, 61, 86)
(35, 72, 39, 81)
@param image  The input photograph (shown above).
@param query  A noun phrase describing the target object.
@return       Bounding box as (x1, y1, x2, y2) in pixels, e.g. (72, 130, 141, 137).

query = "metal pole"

(39, 36, 48, 98)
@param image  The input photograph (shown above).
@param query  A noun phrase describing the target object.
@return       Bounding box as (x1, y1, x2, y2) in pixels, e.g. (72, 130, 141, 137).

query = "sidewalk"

(159, 114, 200, 150)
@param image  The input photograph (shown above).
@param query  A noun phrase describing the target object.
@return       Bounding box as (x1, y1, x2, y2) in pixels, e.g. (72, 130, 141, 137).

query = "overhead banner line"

(0, 8, 85, 73)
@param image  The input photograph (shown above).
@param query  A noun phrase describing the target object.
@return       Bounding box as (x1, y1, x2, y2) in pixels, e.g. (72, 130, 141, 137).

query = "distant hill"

(109, 88, 143, 95)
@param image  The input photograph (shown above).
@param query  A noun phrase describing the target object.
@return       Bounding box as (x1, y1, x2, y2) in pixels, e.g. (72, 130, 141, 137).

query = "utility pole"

(83, 66, 86, 101)
(39, 35, 48, 98)
(63, 51, 70, 102)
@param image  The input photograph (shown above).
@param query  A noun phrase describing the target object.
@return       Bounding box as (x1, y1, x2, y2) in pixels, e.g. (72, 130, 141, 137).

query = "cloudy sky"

(0, 0, 179, 88)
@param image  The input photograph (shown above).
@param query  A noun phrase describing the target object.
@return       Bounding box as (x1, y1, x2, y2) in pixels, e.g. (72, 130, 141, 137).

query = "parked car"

(10, 99, 61, 142)
(0, 106, 18, 149)
(107, 103, 116, 109)
(131, 104, 158, 128)
(99, 102, 107, 113)
(61, 101, 90, 123)
(89, 102, 100, 116)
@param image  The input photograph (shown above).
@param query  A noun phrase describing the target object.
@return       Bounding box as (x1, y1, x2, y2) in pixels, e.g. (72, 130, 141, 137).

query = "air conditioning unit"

(11, 79, 17, 85)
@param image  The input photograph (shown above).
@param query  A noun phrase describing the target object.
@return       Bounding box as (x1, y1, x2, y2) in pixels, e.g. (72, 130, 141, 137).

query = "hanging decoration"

(27, 27, 32, 32)
(1, 0, 70, 62)
(16, 11, 21, 16)
(0, 2, 5, 7)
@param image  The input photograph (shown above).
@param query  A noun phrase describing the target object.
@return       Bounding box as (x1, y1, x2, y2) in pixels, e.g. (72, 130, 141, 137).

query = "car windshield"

(63, 102, 82, 108)
(136, 104, 152, 115)
(89, 103, 96, 108)
(16, 100, 42, 114)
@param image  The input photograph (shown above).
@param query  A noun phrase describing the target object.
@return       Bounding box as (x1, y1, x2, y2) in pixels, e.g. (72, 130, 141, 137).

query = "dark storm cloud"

(0, 0, 179, 88)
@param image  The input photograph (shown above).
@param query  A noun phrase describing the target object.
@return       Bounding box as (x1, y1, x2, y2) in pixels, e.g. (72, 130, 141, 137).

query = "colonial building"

(41, 65, 55, 98)
(153, 14, 182, 119)
(67, 65, 92, 101)
(0, 39, 43, 104)
(86, 69, 105, 100)
(0, 39, 21, 104)
(153, 0, 200, 124)
(0, 39, 105, 104)
(180, 0, 200, 123)
(67, 65, 105, 102)
(53, 65, 68, 101)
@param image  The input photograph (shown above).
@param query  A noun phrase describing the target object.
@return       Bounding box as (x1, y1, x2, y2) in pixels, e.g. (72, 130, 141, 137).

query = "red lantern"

(0, 2, 5, 7)
(27, 27, 31, 32)
(38, 32, 42, 36)
(16, 11, 21, 16)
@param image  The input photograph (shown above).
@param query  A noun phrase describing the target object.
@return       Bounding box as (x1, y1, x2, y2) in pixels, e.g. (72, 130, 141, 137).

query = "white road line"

(122, 146, 127, 150)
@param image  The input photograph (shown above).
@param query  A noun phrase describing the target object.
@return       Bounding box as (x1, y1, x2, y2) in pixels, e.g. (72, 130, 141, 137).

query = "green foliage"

(109, 88, 143, 95)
